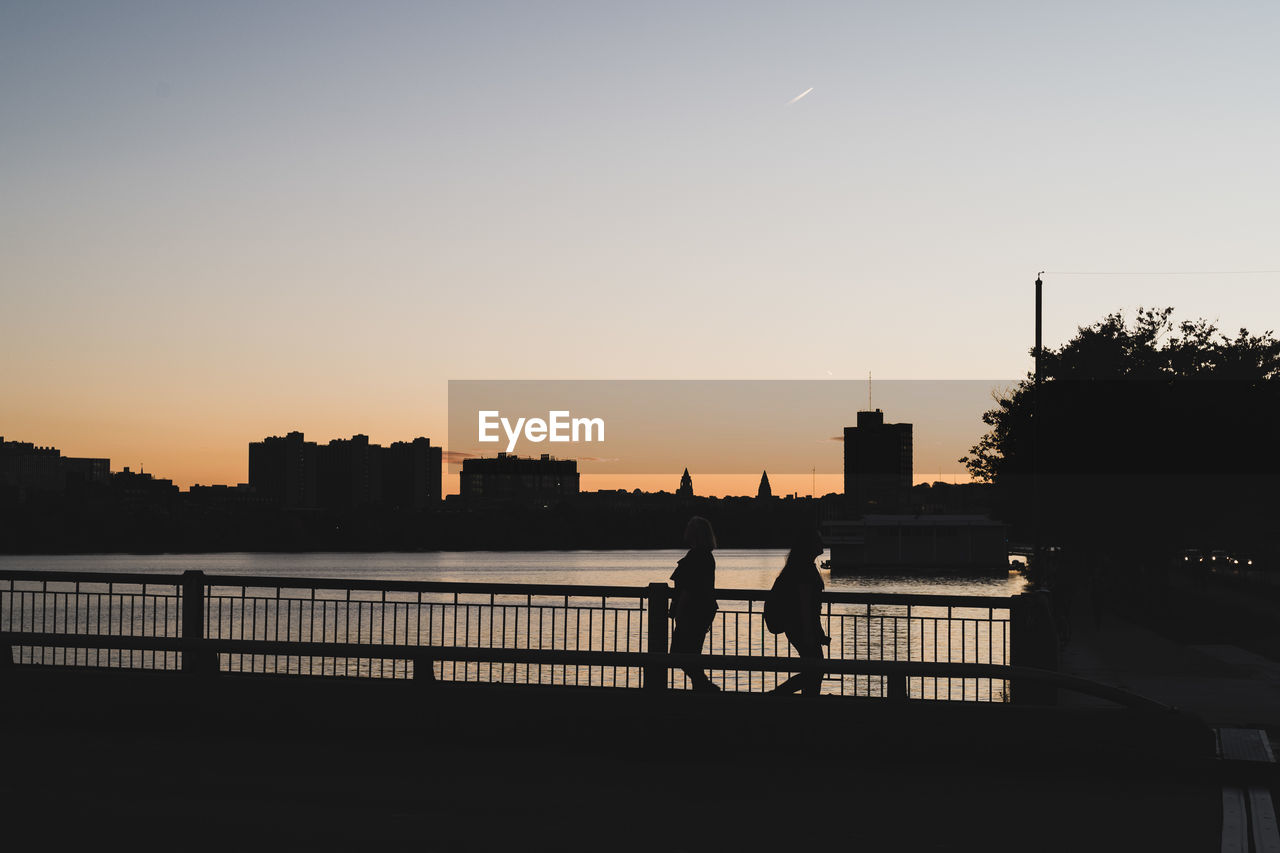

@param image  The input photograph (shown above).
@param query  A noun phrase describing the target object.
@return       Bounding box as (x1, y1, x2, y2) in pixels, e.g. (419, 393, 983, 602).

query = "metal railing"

(705, 588, 1013, 700)
(1, 571, 182, 672)
(1, 570, 1032, 703)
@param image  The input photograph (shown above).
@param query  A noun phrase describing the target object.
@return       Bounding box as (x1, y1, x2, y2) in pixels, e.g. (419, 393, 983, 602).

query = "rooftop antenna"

(867, 371, 872, 410)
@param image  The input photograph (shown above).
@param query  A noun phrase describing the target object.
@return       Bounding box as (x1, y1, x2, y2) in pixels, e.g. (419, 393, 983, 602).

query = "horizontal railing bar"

(723, 589, 1013, 607)
(1, 570, 1013, 608)
(1, 631, 1157, 712)
(203, 576, 653, 597)
(0, 570, 185, 586)
(0, 630, 1017, 675)
(0, 571, 650, 599)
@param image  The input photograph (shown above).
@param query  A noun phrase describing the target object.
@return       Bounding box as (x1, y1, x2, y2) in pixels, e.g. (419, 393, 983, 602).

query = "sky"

(4, 2, 1279, 494)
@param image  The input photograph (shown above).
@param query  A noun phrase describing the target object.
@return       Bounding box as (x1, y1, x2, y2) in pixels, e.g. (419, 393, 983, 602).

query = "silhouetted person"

(768, 530, 829, 697)
(669, 516, 720, 692)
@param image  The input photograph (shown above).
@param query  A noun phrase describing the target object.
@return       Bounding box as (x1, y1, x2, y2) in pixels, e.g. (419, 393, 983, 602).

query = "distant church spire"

(677, 468, 693, 497)
(757, 470, 772, 499)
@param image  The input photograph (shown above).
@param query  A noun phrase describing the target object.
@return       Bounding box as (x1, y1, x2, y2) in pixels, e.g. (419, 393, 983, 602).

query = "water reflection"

(0, 550, 1028, 597)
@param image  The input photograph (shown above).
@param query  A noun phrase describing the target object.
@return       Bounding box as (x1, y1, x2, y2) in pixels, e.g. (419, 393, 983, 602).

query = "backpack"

(763, 571, 795, 635)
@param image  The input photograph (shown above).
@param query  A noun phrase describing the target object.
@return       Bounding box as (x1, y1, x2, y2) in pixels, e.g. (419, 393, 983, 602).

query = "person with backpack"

(766, 530, 830, 696)
(668, 516, 721, 692)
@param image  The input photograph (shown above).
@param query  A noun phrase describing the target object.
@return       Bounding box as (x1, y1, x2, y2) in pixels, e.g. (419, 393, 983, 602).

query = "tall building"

(250, 432, 442, 510)
(249, 431, 318, 508)
(383, 437, 443, 510)
(843, 409, 912, 512)
(460, 453, 578, 506)
(0, 438, 110, 501)
(316, 434, 382, 510)
(0, 439, 64, 494)
(677, 468, 694, 497)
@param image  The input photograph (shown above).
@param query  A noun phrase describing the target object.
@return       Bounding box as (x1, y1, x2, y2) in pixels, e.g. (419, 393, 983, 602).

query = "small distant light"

(1248, 560, 1253, 566)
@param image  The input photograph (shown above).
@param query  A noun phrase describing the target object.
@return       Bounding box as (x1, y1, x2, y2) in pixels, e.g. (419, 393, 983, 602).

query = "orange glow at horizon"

(445, 472, 974, 499)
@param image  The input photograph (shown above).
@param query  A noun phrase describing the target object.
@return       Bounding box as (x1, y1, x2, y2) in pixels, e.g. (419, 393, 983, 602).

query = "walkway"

(1058, 591, 1280, 735)
(1, 667, 1222, 851)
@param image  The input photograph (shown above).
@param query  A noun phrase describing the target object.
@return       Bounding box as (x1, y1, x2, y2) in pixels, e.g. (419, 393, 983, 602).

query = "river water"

(0, 550, 1028, 596)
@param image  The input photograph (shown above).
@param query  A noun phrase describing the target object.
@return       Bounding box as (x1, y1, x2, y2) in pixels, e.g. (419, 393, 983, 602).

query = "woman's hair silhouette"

(683, 515, 717, 550)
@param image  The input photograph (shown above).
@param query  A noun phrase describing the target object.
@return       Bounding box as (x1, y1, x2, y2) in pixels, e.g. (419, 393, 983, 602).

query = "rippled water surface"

(0, 550, 1027, 596)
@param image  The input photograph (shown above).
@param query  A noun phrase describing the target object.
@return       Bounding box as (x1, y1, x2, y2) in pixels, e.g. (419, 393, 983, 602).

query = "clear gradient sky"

(4, 2, 1279, 493)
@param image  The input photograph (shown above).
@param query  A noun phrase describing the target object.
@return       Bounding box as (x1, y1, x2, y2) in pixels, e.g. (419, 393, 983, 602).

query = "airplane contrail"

(787, 87, 814, 105)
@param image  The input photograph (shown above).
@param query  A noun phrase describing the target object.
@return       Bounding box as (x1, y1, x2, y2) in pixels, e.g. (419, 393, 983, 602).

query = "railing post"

(412, 652, 436, 685)
(1010, 590, 1058, 705)
(181, 570, 217, 675)
(645, 583, 669, 692)
(886, 670, 908, 702)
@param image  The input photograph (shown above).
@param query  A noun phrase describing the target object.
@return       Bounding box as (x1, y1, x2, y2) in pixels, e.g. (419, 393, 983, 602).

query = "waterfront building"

(0, 439, 63, 494)
(249, 431, 318, 508)
(383, 437, 443, 510)
(250, 432, 442, 510)
(112, 466, 180, 505)
(316, 434, 383, 510)
(187, 483, 274, 509)
(822, 514, 1007, 570)
(843, 409, 913, 512)
(0, 437, 110, 501)
(63, 457, 111, 487)
(460, 453, 579, 506)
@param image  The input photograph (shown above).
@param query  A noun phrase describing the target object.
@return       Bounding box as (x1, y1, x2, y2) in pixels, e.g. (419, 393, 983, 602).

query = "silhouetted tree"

(962, 307, 1280, 563)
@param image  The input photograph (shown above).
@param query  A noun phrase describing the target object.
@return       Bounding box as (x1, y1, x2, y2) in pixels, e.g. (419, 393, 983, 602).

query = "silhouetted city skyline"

(1, 418, 1006, 554)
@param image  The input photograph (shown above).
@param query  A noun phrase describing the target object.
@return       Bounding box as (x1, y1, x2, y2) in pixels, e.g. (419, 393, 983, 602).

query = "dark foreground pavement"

(0, 667, 1235, 852)
(1059, 593, 1280, 737)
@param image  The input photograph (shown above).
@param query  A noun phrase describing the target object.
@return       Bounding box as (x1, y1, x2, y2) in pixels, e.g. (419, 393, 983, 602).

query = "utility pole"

(1033, 273, 1043, 581)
